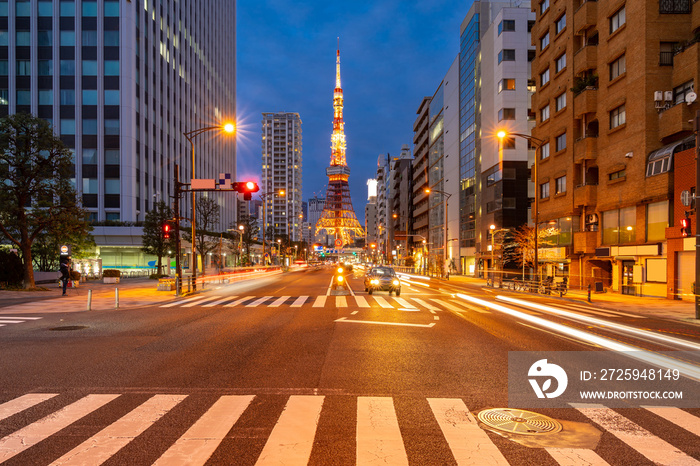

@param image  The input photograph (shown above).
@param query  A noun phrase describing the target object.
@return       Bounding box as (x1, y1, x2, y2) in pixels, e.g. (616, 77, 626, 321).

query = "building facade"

(261, 112, 303, 242)
(412, 97, 431, 266)
(389, 145, 413, 265)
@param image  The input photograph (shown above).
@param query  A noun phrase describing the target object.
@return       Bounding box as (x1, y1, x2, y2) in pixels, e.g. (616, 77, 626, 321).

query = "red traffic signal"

(232, 181, 260, 200)
(681, 215, 691, 237)
(163, 222, 171, 240)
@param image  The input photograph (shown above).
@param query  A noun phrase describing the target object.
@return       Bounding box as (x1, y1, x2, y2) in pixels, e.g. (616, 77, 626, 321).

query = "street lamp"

(424, 188, 453, 278)
(497, 130, 545, 280)
(183, 122, 235, 290)
(259, 189, 285, 265)
(489, 224, 496, 286)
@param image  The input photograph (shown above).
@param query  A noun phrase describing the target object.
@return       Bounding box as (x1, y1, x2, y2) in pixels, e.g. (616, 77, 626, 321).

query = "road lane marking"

(572, 404, 700, 465)
(428, 398, 509, 466)
(409, 298, 440, 311)
(0, 394, 119, 463)
(392, 297, 413, 308)
(50, 394, 187, 465)
(154, 395, 254, 466)
(202, 297, 237, 307)
(557, 303, 645, 319)
(642, 406, 700, 435)
(269, 296, 290, 307)
(246, 296, 273, 307)
(161, 296, 205, 308)
(432, 299, 489, 314)
(351, 311, 359, 315)
(256, 395, 324, 465)
(336, 296, 348, 307)
(0, 394, 58, 422)
(353, 296, 370, 307)
(335, 317, 436, 328)
(0, 320, 26, 324)
(183, 297, 220, 308)
(224, 296, 255, 307)
(0, 316, 42, 320)
(546, 448, 610, 466)
(357, 397, 408, 465)
(372, 296, 394, 309)
(313, 296, 327, 307)
(291, 296, 308, 307)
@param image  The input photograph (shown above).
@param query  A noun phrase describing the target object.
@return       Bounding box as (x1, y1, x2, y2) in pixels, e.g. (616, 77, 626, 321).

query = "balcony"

(574, 183, 597, 207)
(658, 103, 694, 140)
(574, 45, 597, 75)
(574, 1, 597, 35)
(573, 87, 597, 118)
(573, 230, 598, 254)
(573, 136, 598, 163)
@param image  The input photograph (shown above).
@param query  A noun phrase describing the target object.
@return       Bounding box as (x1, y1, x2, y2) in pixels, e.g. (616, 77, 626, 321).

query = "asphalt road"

(0, 265, 698, 465)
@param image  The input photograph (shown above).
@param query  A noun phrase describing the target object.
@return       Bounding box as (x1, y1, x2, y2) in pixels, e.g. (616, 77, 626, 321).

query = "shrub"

(103, 269, 121, 277)
(70, 271, 81, 281)
(149, 273, 169, 279)
(0, 250, 24, 287)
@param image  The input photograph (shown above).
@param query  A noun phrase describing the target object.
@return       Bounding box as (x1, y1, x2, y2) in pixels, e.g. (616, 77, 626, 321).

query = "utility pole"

(695, 111, 700, 319)
(174, 164, 182, 296)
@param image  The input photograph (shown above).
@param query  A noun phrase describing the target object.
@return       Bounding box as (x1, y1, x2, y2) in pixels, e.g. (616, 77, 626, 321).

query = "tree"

(238, 215, 259, 264)
(141, 201, 176, 274)
(0, 113, 91, 288)
(182, 196, 220, 275)
(32, 218, 95, 272)
(503, 225, 559, 279)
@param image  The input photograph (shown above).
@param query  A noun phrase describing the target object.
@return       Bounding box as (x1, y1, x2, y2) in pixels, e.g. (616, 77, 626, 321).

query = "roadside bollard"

(87, 289, 92, 311)
(115, 287, 119, 309)
(587, 284, 592, 303)
(175, 277, 180, 297)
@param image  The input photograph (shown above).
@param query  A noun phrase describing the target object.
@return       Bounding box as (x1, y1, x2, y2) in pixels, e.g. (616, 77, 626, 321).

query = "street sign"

(681, 190, 691, 207)
(334, 238, 343, 247)
(218, 173, 232, 188)
(59, 244, 71, 257)
(191, 179, 216, 189)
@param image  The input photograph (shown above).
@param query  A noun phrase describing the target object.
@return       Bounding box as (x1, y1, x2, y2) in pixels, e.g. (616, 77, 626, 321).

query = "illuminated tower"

(315, 46, 364, 246)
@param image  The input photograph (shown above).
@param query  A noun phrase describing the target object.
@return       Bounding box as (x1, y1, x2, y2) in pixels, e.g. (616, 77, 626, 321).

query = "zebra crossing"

(0, 391, 698, 465)
(0, 316, 42, 328)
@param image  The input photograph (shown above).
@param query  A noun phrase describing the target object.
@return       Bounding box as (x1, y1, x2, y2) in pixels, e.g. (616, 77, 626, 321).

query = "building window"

(610, 104, 626, 129)
(555, 53, 566, 73)
(82, 30, 98, 47)
(38, 60, 53, 76)
(38, 31, 52, 47)
(603, 206, 636, 244)
(16, 0, 30, 16)
(502, 137, 516, 149)
(555, 13, 566, 34)
(82, 60, 98, 76)
(38, 0, 53, 16)
(498, 78, 515, 92)
(82, 148, 97, 164)
(82, 0, 97, 17)
(540, 68, 550, 86)
(60, 31, 75, 47)
(540, 142, 550, 160)
(0, 60, 6, 75)
(498, 49, 516, 63)
(555, 92, 566, 111)
(540, 182, 550, 199)
(83, 119, 98, 135)
(82, 90, 98, 105)
(555, 175, 566, 194)
(104, 0, 119, 16)
(104, 31, 119, 47)
(540, 32, 550, 50)
(60, 119, 76, 136)
(610, 55, 626, 80)
(659, 0, 690, 14)
(60, 60, 75, 75)
(555, 132, 566, 151)
(541, 105, 550, 122)
(498, 19, 515, 35)
(60, 89, 75, 105)
(60, 1, 75, 16)
(0, 31, 7, 46)
(646, 201, 668, 242)
(609, 169, 626, 180)
(540, 0, 549, 15)
(0, 89, 8, 106)
(104, 60, 119, 76)
(16, 31, 30, 47)
(104, 90, 120, 106)
(610, 6, 626, 33)
(16, 90, 30, 106)
(104, 119, 120, 135)
(16, 60, 31, 76)
(673, 80, 695, 105)
(498, 108, 516, 121)
(38, 90, 53, 106)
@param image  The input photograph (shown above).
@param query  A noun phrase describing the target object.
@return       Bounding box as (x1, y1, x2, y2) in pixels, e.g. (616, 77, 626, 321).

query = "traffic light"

(232, 181, 260, 200)
(681, 212, 692, 237)
(163, 222, 171, 240)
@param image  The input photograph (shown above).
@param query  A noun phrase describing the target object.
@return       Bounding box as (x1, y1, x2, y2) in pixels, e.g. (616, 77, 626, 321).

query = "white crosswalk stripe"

(354, 295, 370, 307)
(247, 296, 272, 307)
(224, 296, 255, 307)
(290, 296, 308, 307)
(410, 298, 440, 311)
(269, 296, 290, 307)
(202, 296, 237, 307)
(313, 296, 326, 307)
(372, 296, 394, 309)
(336, 296, 348, 307)
(0, 393, 697, 464)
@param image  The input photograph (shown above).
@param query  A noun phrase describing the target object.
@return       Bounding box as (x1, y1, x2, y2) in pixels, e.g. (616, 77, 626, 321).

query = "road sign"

(264, 253, 270, 259)
(681, 190, 691, 207)
(218, 173, 232, 188)
(334, 238, 343, 247)
(59, 244, 71, 256)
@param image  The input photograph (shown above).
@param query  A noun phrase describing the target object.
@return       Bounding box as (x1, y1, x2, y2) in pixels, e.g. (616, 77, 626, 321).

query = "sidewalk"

(446, 275, 700, 324)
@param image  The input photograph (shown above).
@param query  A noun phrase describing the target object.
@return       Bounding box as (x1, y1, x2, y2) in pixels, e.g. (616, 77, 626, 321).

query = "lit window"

(498, 79, 515, 92)
(555, 175, 566, 194)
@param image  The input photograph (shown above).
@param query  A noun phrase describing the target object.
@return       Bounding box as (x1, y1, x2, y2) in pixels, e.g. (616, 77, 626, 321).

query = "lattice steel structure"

(315, 47, 364, 246)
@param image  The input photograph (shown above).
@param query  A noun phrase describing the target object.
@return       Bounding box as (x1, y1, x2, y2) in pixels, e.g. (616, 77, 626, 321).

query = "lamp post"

(259, 189, 285, 266)
(489, 224, 496, 286)
(424, 188, 453, 278)
(183, 122, 235, 290)
(227, 225, 244, 266)
(497, 130, 545, 281)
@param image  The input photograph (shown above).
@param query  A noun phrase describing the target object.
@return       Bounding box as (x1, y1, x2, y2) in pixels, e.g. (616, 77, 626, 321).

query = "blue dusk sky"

(236, 1, 472, 224)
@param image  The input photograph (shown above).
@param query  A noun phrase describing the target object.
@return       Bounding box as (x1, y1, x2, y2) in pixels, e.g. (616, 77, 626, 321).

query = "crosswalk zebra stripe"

(50, 394, 187, 466)
(290, 296, 308, 307)
(643, 406, 700, 435)
(336, 296, 348, 307)
(545, 448, 610, 466)
(269, 296, 291, 307)
(392, 297, 413, 308)
(247, 296, 272, 307)
(354, 296, 370, 307)
(0, 394, 57, 422)
(428, 398, 509, 466)
(183, 297, 220, 308)
(372, 296, 394, 309)
(154, 395, 254, 466)
(161, 296, 203, 308)
(256, 395, 325, 465)
(0, 394, 119, 463)
(433, 299, 489, 314)
(357, 397, 408, 465)
(313, 296, 326, 307)
(225, 296, 255, 307)
(203, 297, 237, 307)
(572, 404, 700, 465)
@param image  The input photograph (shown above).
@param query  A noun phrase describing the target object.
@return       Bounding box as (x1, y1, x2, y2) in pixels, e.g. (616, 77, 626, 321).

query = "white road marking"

(154, 395, 254, 466)
(50, 395, 186, 465)
(643, 406, 700, 435)
(335, 317, 436, 328)
(0, 394, 119, 463)
(269, 296, 290, 307)
(351, 311, 359, 315)
(256, 395, 324, 465)
(392, 297, 413, 308)
(246, 296, 272, 307)
(182, 297, 219, 308)
(224, 296, 255, 307)
(161, 296, 204, 308)
(432, 299, 489, 314)
(372, 296, 394, 309)
(336, 296, 348, 307)
(0, 394, 57, 422)
(313, 296, 327, 307)
(546, 448, 610, 466)
(0, 316, 43, 320)
(202, 297, 237, 307)
(428, 398, 509, 466)
(357, 397, 408, 465)
(291, 296, 308, 307)
(0, 320, 26, 324)
(559, 303, 645, 319)
(353, 296, 370, 307)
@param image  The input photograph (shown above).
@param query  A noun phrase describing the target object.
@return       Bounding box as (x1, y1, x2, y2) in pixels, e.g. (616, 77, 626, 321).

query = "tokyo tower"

(315, 46, 364, 247)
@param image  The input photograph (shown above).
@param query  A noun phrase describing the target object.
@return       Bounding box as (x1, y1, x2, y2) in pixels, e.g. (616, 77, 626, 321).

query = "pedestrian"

(59, 255, 71, 296)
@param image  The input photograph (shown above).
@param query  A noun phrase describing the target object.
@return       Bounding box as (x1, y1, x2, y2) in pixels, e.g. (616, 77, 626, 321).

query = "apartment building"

(389, 145, 413, 265)
(530, 0, 697, 296)
(411, 97, 431, 265)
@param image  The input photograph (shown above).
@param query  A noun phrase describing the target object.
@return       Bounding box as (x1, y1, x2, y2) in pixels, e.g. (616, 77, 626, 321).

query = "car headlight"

(337, 275, 344, 282)
(392, 280, 399, 286)
(337, 267, 343, 274)
(371, 279, 379, 285)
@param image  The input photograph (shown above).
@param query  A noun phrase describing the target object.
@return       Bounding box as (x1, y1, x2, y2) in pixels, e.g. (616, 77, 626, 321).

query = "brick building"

(530, 0, 698, 296)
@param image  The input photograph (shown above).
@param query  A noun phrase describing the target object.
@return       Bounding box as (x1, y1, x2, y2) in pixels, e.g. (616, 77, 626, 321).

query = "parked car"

(364, 266, 401, 295)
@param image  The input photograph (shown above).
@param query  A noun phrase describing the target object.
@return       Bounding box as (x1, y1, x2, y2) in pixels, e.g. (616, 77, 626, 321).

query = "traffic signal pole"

(695, 111, 700, 319)
(174, 164, 182, 296)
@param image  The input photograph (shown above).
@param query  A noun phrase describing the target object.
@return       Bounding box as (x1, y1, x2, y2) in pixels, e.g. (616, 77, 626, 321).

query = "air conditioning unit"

(664, 91, 673, 101)
(654, 91, 663, 101)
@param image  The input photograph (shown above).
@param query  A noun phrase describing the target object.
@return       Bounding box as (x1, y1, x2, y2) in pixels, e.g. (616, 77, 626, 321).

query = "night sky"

(236, 1, 471, 224)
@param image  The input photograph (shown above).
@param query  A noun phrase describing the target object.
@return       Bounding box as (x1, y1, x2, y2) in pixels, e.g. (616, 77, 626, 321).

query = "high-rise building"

(389, 145, 413, 265)
(1, 0, 237, 269)
(530, 0, 697, 297)
(375, 153, 390, 262)
(261, 112, 303, 242)
(307, 195, 329, 246)
(412, 97, 431, 267)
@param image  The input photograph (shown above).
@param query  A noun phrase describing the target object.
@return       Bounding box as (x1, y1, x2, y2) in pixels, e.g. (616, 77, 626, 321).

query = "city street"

(0, 267, 699, 465)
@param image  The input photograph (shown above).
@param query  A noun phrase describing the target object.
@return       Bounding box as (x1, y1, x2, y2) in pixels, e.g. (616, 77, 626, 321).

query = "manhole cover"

(477, 408, 562, 435)
(49, 325, 88, 331)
